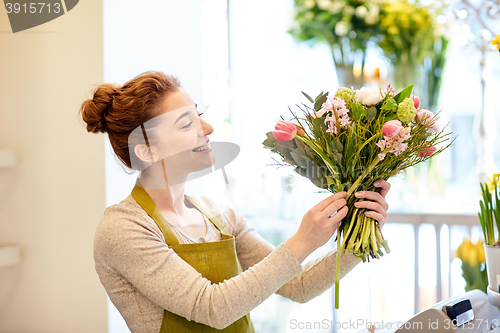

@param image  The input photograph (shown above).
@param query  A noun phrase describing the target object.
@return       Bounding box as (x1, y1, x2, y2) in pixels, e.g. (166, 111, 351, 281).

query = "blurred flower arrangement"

(288, 0, 383, 87)
(378, 0, 447, 99)
(288, 0, 448, 107)
(263, 83, 453, 308)
(455, 239, 488, 293)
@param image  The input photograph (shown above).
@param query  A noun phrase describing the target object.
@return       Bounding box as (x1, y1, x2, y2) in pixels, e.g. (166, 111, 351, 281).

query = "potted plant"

(478, 173, 500, 298)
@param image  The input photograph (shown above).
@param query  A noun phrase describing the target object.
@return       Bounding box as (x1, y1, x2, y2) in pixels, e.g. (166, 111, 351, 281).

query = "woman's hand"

(353, 180, 391, 228)
(285, 192, 348, 263)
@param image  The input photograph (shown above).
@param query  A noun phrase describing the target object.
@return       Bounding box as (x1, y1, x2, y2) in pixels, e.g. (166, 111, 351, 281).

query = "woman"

(80, 71, 391, 333)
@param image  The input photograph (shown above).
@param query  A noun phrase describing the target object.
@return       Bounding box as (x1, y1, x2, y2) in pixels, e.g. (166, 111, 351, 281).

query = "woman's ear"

(134, 144, 158, 164)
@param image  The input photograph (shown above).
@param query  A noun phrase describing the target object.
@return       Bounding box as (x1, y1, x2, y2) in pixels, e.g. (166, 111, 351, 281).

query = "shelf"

(0, 149, 17, 168)
(0, 246, 20, 267)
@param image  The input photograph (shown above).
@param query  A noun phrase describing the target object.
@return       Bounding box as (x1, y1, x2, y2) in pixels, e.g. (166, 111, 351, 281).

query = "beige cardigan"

(93, 195, 361, 333)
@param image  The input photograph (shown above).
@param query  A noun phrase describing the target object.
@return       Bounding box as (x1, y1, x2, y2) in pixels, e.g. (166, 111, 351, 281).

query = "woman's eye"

(198, 112, 204, 117)
(182, 122, 193, 129)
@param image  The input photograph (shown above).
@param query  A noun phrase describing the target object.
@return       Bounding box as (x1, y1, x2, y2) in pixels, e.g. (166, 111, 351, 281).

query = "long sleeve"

(232, 207, 362, 303)
(94, 199, 303, 332)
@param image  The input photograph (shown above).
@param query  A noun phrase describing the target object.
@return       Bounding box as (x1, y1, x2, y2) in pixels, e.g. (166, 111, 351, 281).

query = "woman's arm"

(234, 180, 391, 303)
(95, 202, 303, 330)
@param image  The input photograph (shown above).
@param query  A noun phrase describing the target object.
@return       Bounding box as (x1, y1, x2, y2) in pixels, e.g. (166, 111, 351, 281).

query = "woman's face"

(145, 89, 214, 180)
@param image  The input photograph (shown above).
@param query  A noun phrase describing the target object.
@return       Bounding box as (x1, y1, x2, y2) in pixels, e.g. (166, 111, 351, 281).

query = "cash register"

(357, 288, 500, 333)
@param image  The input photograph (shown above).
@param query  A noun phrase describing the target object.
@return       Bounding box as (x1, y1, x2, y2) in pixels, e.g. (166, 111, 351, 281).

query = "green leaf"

(290, 148, 310, 168)
(367, 106, 377, 122)
(314, 93, 328, 112)
(333, 138, 343, 153)
(262, 132, 276, 148)
(311, 117, 327, 138)
(349, 101, 366, 120)
(332, 152, 342, 164)
(302, 91, 314, 103)
(315, 91, 324, 101)
(381, 98, 397, 111)
(394, 85, 414, 104)
(273, 139, 297, 164)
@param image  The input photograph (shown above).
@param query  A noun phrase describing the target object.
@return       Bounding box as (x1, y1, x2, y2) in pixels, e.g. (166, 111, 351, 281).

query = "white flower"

(335, 21, 348, 36)
(345, 5, 355, 15)
(328, 2, 344, 14)
(365, 4, 380, 24)
(355, 5, 368, 18)
(304, 0, 316, 9)
(355, 87, 384, 106)
(317, 0, 331, 10)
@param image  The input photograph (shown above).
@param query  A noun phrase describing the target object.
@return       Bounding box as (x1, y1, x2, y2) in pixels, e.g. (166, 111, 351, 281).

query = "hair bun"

(80, 84, 120, 134)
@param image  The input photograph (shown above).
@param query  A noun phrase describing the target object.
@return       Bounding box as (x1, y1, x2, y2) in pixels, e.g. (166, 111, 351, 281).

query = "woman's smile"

(192, 140, 211, 153)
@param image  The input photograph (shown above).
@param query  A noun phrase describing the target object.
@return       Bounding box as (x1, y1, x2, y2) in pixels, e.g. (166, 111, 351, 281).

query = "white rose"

(355, 87, 384, 106)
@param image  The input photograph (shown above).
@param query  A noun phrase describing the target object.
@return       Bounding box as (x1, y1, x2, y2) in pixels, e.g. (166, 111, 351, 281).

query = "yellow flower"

(492, 34, 500, 51)
(456, 239, 471, 260)
(486, 173, 500, 192)
(388, 25, 399, 35)
(456, 239, 485, 267)
(477, 241, 485, 263)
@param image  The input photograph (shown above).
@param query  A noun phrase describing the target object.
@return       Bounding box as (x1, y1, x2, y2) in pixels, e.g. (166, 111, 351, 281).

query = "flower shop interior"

(0, 0, 500, 333)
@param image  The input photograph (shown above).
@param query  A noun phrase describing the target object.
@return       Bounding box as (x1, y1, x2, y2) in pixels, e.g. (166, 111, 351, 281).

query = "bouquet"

(263, 84, 453, 308)
(455, 239, 488, 294)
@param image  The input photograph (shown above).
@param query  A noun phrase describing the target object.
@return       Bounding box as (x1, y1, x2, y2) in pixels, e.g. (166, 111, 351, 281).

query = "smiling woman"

(79, 70, 391, 333)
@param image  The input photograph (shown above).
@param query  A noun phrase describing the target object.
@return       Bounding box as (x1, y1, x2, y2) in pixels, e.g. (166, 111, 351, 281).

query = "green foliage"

(478, 177, 500, 246)
(394, 85, 414, 104)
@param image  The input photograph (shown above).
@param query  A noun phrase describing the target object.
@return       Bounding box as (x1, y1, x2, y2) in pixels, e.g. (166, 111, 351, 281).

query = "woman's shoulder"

(94, 198, 163, 248)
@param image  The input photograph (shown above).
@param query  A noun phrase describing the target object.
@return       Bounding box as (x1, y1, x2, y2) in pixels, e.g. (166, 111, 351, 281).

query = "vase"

(392, 61, 421, 93)
(335, 64, 357, 89)
(484, 244, 500, 293)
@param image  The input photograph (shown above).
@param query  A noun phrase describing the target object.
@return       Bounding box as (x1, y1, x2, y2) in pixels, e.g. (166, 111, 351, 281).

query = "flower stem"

(347, 156, 381, 198)
(335, 225, 341, 309)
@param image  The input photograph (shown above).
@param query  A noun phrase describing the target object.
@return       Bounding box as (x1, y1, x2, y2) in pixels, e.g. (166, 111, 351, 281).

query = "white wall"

(0, 2, 107, 333)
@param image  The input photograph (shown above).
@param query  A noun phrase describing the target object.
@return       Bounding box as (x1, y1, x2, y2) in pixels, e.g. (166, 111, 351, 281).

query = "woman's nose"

(199, 118, 214, 136)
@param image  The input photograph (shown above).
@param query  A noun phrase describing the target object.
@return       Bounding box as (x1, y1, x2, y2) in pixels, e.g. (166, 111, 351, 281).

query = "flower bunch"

(313, 95, 352, 134)
(455, 239, 488, 293)
(479, 173, 500, 246)
(263, 83, 453, 308)
(378, 0, 440, 64)
(288, 0, 382, 54)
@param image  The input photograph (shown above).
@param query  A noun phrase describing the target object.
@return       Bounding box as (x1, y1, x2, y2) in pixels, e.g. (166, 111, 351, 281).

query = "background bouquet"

(263, 84, 453, 308)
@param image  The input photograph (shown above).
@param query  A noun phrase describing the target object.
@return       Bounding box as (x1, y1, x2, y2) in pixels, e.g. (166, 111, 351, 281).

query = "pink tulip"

(272, 121, 301, 142)
(417, 146, 436, 157)
(413, 96, 420, 109)
(415, 109, 440, 132)
(382, 120, 403, 138)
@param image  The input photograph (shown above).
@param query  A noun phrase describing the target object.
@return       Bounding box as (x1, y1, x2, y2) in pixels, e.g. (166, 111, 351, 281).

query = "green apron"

(131, 184, 255, 333)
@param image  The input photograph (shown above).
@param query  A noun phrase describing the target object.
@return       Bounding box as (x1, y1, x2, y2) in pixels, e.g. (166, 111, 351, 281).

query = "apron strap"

(131, 184, 180, 245)
(184, 195, 230, 236)
(131, 182, 231, 244)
